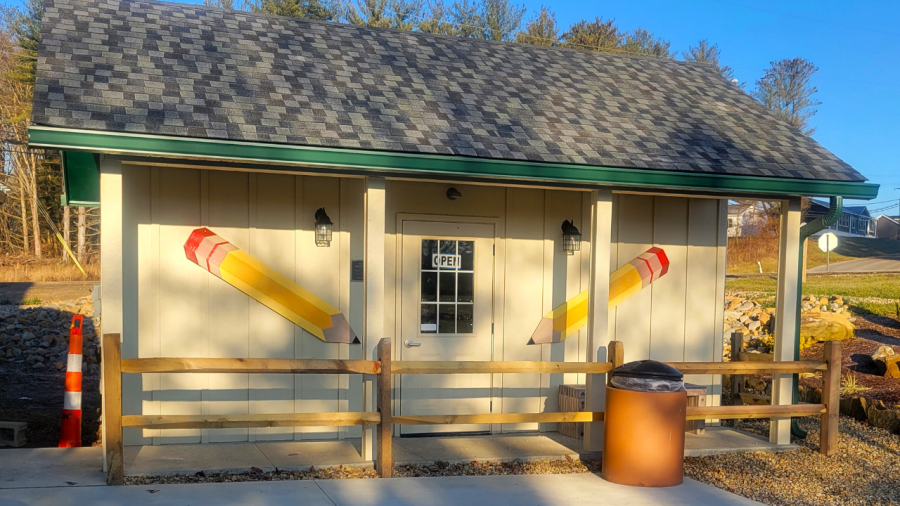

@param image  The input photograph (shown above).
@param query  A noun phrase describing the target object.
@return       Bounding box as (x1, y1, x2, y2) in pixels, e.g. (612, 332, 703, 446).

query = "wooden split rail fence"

(102, 334, 841, 485)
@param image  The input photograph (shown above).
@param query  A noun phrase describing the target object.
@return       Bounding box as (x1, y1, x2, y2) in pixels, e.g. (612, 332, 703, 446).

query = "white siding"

(121, 166, 727, 444)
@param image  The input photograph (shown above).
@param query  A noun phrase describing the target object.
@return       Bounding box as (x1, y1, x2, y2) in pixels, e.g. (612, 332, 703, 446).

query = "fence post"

(730, 332, 743, 405)
(376, 338, 392, 477)
(820, 341, 841, 456)
(607, 340, 624, 386)
(102, 334, 124, 485)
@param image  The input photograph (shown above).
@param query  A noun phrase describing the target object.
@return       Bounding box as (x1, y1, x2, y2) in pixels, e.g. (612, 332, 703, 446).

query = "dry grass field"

(0, 257, 99, 283)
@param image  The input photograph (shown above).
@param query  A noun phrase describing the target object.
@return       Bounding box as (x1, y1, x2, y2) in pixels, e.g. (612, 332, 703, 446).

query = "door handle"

(404, 340, 421, 348)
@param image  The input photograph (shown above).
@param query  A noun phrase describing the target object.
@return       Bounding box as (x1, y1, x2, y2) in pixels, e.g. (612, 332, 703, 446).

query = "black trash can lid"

(610, 360, 683, 380)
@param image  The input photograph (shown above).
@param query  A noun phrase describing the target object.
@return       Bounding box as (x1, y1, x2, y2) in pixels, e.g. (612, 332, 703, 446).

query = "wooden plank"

(103, 334, 124, 486)
(686, 404, 825, 421)
(376, 338, 392, 478)
(122, 412, 381, 430)
(820, 341, 841, 456)
(667, 361, 825, 374)
(607, 340, 624, 386)
(392, 361, 614, 375)
(394, 412, 603, 426)
(363, 176, 385, 460)
(121, 358, 380, 375)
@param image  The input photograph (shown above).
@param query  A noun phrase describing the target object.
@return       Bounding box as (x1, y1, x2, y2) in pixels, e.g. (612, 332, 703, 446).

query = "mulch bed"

(125, 457, 602, 485)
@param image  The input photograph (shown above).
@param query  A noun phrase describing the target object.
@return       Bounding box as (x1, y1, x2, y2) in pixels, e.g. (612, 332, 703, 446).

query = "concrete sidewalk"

(0, 473, 762, 506)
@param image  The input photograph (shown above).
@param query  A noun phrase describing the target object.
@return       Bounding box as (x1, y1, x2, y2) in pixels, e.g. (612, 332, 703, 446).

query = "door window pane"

(421, 240, 438, 270)
(457, 273, 473, 303)
(439, 304, 456, 333)
(439, 272, 456, 302)
(457, 305, 473, 334)
(421, 272, 437, 302)
(459, 241, 474, 270)
(421, 304, 437, 333)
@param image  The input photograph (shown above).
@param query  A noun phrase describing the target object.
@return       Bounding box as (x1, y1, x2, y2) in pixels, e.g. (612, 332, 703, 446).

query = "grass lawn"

(729, 237, 900, 274)
(725, 273, 900, 316)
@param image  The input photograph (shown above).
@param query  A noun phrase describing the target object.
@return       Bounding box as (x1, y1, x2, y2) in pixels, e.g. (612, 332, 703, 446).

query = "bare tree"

(76, 206, 86, 262)
(753, 58, 820, 136)
(62, 204, 69, 262)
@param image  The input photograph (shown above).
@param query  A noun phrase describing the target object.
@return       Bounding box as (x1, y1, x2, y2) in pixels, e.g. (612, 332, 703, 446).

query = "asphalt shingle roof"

(33, 0, 866, 182)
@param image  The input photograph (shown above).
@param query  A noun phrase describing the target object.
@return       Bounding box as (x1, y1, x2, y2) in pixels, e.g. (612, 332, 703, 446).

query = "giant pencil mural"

(528, 247, 669, 345)
(184, 228, 358, 344)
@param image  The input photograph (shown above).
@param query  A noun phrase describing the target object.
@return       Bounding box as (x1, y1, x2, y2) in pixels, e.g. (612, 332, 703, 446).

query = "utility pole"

(896, 188, 899, 240)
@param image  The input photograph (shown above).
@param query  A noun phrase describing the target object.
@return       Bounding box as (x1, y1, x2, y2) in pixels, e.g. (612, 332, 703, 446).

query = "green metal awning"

(31, 126, 879, 202)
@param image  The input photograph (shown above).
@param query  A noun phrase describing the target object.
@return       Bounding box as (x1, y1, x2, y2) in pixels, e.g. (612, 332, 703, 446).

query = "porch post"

(362, 176, 386, 461)
(585, 190, 613, 452)
(99, 157, 123, 472)
(771, 198, 802, 445)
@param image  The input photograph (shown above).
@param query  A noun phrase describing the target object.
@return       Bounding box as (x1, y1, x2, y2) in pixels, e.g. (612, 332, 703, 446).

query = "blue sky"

(5, 0, 898, 213)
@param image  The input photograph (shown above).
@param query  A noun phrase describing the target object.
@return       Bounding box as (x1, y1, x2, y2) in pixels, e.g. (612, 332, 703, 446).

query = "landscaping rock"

(874, 354, 900, 378)
(799, 311, 855, 343)
(867, 402, 900, 433)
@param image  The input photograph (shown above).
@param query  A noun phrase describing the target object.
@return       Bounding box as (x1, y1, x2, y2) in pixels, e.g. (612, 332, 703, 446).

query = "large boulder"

(867, 401, 900, 433)
(872, 345, 900, 378)
(800, 311, 855, 343)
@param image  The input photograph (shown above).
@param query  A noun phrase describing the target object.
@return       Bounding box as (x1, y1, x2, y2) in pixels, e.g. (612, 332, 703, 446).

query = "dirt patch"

(0, 282, 95, 305)
(0, 361, 101, 448)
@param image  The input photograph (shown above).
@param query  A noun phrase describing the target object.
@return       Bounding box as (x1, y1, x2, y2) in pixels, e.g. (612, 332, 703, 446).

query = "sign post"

(817, 233, 839, 273)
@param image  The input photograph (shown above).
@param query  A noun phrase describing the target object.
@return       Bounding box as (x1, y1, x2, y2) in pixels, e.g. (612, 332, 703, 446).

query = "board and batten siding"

(119, 166, 726, 445)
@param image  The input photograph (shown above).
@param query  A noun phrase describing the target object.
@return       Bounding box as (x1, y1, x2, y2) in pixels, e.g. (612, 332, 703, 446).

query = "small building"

(876, 215, 900, 240)
(727, 202, 768, 238)
(806, 198, 876, 238)
(31, 0, 877, 461)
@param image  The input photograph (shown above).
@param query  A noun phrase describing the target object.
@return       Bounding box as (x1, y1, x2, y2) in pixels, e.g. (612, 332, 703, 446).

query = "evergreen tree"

(478, 0, 524, 42)
(254, 0, 337, 20)
(561, 18, 621, 53)
(343, 0, 423, 30)
(753, 58, 821, 136)
(683, 39, 735, 81)
(622, 28, 672, 58)
(514, 5, 557, 46)
(418, 1, 454, 35)
(448, 0, 480, 38)
(12, 0, 41, 84)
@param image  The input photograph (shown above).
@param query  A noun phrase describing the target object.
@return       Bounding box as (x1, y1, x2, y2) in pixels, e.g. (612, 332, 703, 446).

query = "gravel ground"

(686, 417, 900, 506)
(125, 457, 601, 485)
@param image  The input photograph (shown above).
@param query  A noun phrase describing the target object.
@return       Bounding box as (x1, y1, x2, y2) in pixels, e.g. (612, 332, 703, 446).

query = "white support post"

(362, 177, 385, 461)
(584, 190, 613, 452)
(771, 198, 802, 445)
(99, 157, 123, 471)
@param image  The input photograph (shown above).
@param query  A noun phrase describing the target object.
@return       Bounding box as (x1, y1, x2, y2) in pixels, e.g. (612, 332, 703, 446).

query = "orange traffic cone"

(59, 315, 84, 448)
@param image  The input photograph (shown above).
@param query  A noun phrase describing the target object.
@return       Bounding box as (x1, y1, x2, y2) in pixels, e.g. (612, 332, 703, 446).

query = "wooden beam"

(376, 338, 392, 478)
(686, 404, 825, 421)
(667, 361, 826, 375)
(820, 341, 841, 456)
(393, 412, 603, 426)
(363, 176, 385, 463)
(585, 189, 613, 453)
(391, 361, 614, 375)
(122, 412, 381, 430)
(121, 358, 381, 375)
(607, 340, 624, 385)
(102, 334, 124, 486)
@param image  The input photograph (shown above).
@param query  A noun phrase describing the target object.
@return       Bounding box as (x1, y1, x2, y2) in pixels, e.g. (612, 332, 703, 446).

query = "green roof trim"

(30, 126, 879, 200)
(61, 150, 100, 207)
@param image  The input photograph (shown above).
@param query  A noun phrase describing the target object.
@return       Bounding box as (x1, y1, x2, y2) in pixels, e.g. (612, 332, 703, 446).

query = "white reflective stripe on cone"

(66, 354, 83, 373)
(64, 391, 82, 410)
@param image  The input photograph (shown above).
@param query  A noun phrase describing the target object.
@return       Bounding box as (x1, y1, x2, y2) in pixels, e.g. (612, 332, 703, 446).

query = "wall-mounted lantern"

(561, 220, 581, 255)
(315, 208, 333, 247)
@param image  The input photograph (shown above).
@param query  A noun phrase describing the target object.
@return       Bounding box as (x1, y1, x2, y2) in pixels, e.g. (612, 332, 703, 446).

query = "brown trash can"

(602, 361, 687, 487)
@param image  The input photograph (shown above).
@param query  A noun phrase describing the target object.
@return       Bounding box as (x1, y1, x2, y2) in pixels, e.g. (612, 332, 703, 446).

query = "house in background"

(30, 0, 878, 466)
(876, 215, 900, 239)
(806, 198, 876, 238)
(727, 202, 768, 238)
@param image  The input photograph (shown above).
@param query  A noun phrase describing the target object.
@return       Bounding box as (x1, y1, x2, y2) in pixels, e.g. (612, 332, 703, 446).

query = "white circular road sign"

(818, 232, 839, 252)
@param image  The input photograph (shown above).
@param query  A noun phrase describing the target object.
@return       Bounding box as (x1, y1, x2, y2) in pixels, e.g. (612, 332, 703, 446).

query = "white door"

(399, 221, 494, 435)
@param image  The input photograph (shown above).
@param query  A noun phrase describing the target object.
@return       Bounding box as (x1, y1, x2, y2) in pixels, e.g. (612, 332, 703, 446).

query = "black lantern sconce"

(561, 220, 581, 255)
(315, 208, 333, 247)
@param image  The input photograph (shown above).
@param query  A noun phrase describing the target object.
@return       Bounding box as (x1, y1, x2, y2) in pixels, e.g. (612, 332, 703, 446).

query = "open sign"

(432, 254, 461, 269)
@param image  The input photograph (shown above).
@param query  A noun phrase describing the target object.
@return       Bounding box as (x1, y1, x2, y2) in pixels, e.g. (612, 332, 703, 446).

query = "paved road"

(0, 473, 762, 506)
(808, 254, 900, 273)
